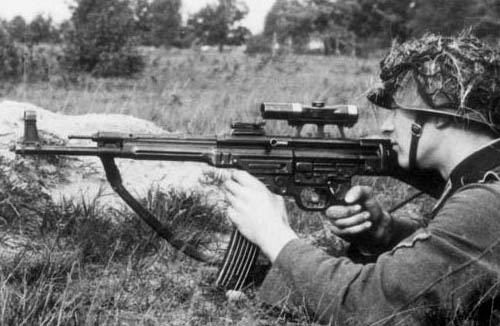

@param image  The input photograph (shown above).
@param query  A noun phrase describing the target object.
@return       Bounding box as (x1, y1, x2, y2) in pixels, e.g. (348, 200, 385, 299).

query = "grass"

(5, 47, 382, 136)
(0, 47, 436, 325)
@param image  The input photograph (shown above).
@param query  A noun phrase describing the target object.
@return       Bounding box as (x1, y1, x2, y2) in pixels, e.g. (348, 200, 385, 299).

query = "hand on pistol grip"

(294, 182, 349, 211)
(324, 185, 393, 246)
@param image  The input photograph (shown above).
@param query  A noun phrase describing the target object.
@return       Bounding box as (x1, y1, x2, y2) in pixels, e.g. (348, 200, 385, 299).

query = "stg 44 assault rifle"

(15, 102, 443, 291)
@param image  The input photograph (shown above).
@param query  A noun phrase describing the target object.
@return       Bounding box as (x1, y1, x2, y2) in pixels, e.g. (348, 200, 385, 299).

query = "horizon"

(0, 0, 272, 34)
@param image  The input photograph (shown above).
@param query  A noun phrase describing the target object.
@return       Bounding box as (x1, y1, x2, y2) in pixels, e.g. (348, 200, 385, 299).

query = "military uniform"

(262, 139, 500, 325)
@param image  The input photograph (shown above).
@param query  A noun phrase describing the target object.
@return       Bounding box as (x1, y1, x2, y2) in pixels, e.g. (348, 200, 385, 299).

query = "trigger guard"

(297, 187, 329, 211)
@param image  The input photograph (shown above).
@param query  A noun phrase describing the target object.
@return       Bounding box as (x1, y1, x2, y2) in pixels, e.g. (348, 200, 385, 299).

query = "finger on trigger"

(344, 186, 372, 204)
(344, 186, 361, 204)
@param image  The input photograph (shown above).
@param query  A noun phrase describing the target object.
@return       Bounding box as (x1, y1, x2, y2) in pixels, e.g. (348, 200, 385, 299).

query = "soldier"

(223, 32, 500, 325)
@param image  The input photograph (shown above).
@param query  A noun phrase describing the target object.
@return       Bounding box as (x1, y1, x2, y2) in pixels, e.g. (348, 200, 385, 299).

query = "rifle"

(15, 102, 444, 291)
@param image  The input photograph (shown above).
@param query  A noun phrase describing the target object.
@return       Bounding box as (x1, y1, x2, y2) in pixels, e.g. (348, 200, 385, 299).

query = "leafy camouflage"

(368, 32, 500, 131)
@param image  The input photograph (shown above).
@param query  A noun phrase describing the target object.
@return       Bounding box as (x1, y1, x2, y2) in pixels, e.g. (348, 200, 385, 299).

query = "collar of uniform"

(448, 138, 500, 192)
(429, 139, 500, 217)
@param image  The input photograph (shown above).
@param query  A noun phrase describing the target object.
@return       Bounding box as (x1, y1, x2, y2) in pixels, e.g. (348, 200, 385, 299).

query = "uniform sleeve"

(273, 183, 500, 325)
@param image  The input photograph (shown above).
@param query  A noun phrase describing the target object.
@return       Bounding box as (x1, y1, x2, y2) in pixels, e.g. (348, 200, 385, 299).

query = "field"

(0, 48, 434, 325)
(6, 47, 384, 136)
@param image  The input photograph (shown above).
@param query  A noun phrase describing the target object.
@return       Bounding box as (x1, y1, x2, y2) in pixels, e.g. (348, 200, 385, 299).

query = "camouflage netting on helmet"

(368, 32, 500, 131)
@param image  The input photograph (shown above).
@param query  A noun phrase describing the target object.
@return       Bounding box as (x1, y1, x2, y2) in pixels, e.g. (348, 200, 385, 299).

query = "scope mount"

(260, 101, 358, 138)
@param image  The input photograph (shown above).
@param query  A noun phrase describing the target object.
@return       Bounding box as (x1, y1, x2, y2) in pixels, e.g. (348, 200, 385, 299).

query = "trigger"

(327, 181, 337, 195)
(327, 181, 349, 203)
(310, 192, 320, 204)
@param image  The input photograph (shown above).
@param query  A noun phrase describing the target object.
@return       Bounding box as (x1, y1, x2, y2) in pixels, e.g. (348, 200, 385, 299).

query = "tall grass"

(5, 47, 382, 137)
(0, 159, 238, 325)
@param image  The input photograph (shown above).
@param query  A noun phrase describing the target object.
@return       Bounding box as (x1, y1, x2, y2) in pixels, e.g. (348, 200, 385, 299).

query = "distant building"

(307, 38, 325, 52)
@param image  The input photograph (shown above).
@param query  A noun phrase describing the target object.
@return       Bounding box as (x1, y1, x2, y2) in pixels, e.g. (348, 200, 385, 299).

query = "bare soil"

(0, 100, 211, 208)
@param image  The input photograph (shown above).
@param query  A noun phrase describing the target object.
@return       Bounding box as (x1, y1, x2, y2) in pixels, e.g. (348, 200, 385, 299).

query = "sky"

(0, 0, 273, 34)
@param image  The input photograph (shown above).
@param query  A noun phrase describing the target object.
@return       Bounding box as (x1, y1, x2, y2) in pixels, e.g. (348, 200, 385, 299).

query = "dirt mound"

(0, 100, 210, 207)
(0, 100, 226, 264)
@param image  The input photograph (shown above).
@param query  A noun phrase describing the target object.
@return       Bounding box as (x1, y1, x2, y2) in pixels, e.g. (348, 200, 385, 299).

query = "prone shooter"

(16, 101, 440, 292)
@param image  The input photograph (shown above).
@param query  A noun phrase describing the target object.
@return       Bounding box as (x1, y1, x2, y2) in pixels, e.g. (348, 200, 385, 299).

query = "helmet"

(367, 32, 500, 133)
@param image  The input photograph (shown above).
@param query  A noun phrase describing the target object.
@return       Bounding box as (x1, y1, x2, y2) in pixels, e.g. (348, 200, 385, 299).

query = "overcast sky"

(0, 0, 273, 34)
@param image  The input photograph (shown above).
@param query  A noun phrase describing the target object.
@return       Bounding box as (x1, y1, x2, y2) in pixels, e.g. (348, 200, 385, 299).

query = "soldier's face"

(379, 79, 438, 169)
(380, 108, 417, 169)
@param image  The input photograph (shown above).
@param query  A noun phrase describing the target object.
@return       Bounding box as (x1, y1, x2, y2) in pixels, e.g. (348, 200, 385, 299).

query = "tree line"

(260, 0, 500, 55)
(1, 0, 250, 49)
(0, 0, 250, 78)
(1, 0, 499, 79)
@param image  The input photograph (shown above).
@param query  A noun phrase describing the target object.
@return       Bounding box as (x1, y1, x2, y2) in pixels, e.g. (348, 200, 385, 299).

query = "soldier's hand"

(325, 186, 392, 245)
(223, 170, 298, 262)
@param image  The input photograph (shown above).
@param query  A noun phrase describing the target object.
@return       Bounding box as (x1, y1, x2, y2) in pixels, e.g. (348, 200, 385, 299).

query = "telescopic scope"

(260, 101, 358, 127)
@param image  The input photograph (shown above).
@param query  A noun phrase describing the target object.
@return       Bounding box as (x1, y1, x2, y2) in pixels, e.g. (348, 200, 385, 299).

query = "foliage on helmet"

(369, 32, 500, 130)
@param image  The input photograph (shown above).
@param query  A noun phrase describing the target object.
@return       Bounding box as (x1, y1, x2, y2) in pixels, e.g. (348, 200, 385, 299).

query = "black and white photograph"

(0, 0, 500, 325)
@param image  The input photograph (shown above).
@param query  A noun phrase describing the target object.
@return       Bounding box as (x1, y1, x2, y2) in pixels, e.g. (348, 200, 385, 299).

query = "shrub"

(91, 49, 145, 78)
(245, 34, 272, 55)
(24, 44, 62, 81)
(61, 0, 144, 77)
(0, 26, 61, 82)
(0, 27, 23, 80)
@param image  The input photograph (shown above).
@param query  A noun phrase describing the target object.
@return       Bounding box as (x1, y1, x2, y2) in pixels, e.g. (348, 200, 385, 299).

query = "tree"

(408, 0, 500, 39)
(262, 0, 500, 56)
(186, 0, 250, 52)
(27, 14, 57, 44)
(309, 0, 359, 55)
(263, 0, 315, 48)
(350, 0, 414, 42)
(7, 16, 28, 43)
(133, 0, 182, 47)
(226, 25, 251, 45)
(0, 23, 23, 80)
(57, 20, 72, 42)
(63, 0, 144, 77)
(263, 0, 359, 54)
